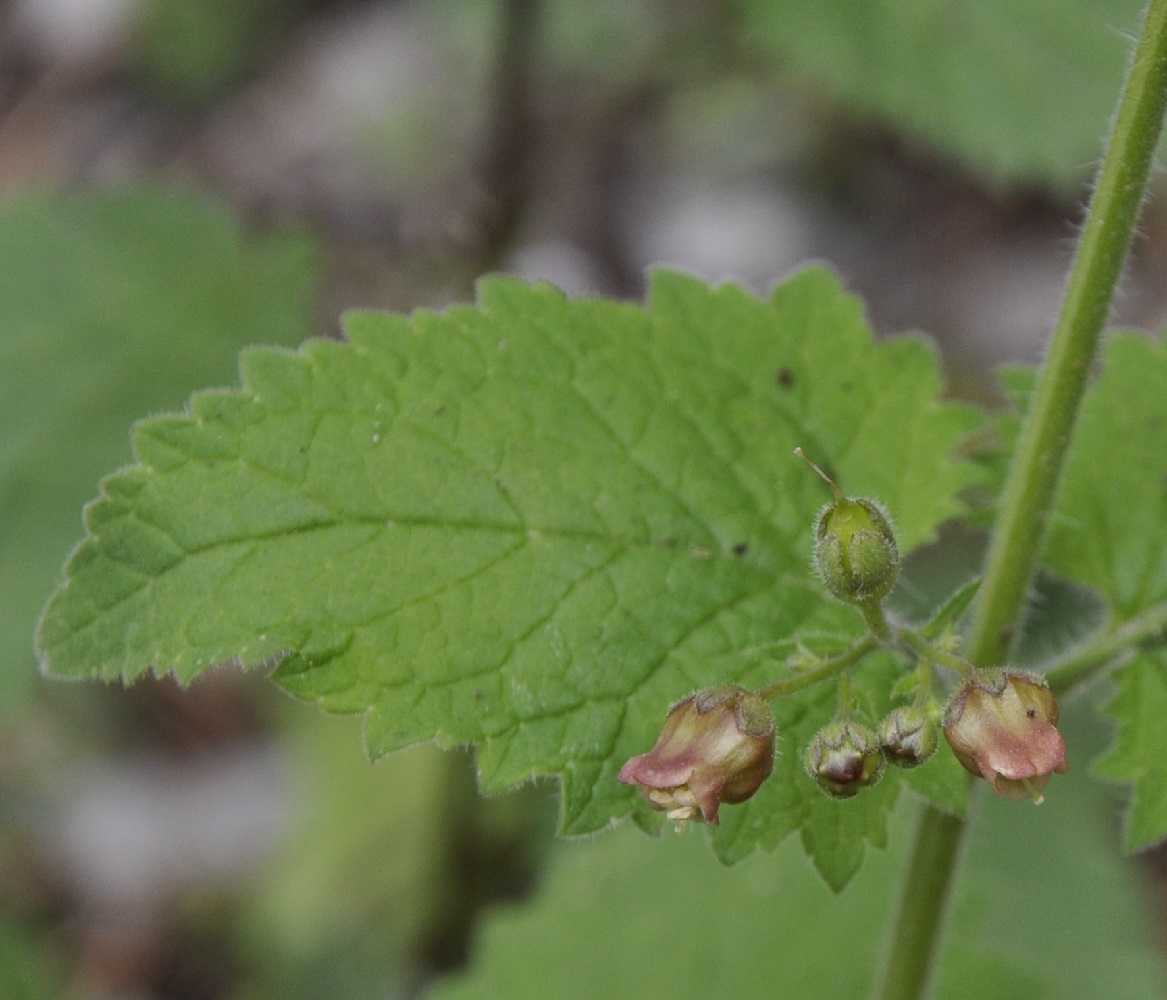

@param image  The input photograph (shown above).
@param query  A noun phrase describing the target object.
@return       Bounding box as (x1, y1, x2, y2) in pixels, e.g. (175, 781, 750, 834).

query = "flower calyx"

(804, 720, 885, 799)
(878, 705, 939, 769)
(942, 668, 1067, 804)
(618, 685, 775, 829)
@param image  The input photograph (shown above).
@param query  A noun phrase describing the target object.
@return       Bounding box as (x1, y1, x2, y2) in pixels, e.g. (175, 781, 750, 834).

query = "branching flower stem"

(1045, 599, 1167, 696)
(895, 628, 975, 681)
(757, 635, 877, 701)
(877, 2, 1167, 998)
(754, 611, 981, 707)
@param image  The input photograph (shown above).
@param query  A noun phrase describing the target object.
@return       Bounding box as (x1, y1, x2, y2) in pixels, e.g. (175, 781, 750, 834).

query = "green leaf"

(1045, 333, 1167, 618)
(1092, 651, 1167, 851)
(0, 186, 317, 710)
(1042, 332, 1167, 848)
(734, 0, 1145, 189)
(38, 267, 982, 884)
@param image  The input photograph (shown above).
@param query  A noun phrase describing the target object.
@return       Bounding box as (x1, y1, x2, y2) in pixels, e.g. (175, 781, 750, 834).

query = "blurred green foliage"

(237, 714, 556, 998)
(0, 919, 63, 1000)
(0, 186, 318, 710)
(133, 0, 312, 105)
(733, 0, 1147, 189)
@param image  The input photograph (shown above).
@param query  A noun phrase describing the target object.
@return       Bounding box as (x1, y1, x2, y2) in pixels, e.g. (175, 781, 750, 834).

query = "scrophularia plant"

(618, 449, 1068, 829)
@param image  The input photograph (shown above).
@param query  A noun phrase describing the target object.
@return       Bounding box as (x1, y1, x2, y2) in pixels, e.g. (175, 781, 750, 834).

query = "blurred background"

(3, 0, 1167, 997)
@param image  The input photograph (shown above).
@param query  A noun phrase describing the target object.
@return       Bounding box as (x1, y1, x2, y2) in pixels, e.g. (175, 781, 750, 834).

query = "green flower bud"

(618, 685, 775, 828)
(878, 706, 938, 769)
(803, 720, 885, 799)
(814, 496, 899, 605)
(795, 448, 899, 606)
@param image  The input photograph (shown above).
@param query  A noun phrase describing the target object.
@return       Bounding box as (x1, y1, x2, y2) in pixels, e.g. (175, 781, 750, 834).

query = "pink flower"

(618, 685, 775, 827)
(943, 669, 1068, 803)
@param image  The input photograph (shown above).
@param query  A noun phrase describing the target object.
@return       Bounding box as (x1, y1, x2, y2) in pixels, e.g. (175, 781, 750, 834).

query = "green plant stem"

(1045, 599, 1167, 696)
(896, 628, 974, 679)
(861, 599, 894, 642)
(875, 804, 970, 1000)
(966, 0, 1167, 669)
(756, 635, 876, 701)
(879, 3, 1167, 998)
(912, 651, 934, 707)
(835, 669, 855, 719)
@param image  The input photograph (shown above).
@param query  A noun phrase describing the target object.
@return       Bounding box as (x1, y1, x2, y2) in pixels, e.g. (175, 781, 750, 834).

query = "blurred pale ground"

(2, 0, 1167, 997)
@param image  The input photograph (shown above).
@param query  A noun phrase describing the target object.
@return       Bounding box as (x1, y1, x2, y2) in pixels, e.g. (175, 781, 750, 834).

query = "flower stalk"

(1045, 598, 1167, 696)
(756, 635, 877, 701)
(879, 1, 1167, 996)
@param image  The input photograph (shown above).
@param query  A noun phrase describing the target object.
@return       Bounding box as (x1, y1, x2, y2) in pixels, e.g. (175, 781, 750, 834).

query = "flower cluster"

(617, 451, 1070, 829)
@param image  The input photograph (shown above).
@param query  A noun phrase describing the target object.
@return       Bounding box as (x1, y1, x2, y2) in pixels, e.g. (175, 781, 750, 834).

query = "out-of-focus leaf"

(1042, 333, 1167, 848)
(1045, 334, 1167, 619)
(0, 186, 317, 710)
(240, 715, 555, 999)
(1092, 651, 1167, 852)
(0, 919, 64, 1000)
(734, 0, 1145, 189)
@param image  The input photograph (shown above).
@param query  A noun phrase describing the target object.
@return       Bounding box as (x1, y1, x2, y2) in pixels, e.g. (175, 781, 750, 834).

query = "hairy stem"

(879, 2, 1167, 998)
(1046, 599, 1167, 696)
(861, 599, 894, 643)
(966, 0, 1167, 668)
(896, 628, 974, 679)
(875, 805, 970, 1000)
(757, 635, 876, 701)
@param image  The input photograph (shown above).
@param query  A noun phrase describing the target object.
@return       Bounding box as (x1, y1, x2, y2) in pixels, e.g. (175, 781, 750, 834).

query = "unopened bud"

(804, 720, 885, 799)
(618, 685, 775, 827)
(878, 706, 938, 769)
(796, 449, 899, 604)
(815, 496, 899, 604)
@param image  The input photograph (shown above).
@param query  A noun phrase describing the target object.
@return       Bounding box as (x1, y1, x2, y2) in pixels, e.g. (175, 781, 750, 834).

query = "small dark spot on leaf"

(1026, 708, 1036, 718)
(733, 541, 749, 556)
(777, 367, 794, 389)
(841, 381, 854, 392)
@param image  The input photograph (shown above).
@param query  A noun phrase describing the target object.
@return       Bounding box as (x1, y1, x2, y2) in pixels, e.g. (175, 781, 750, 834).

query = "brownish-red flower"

(618, 685, 775, 827)
(943, 669, 1067, 803)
